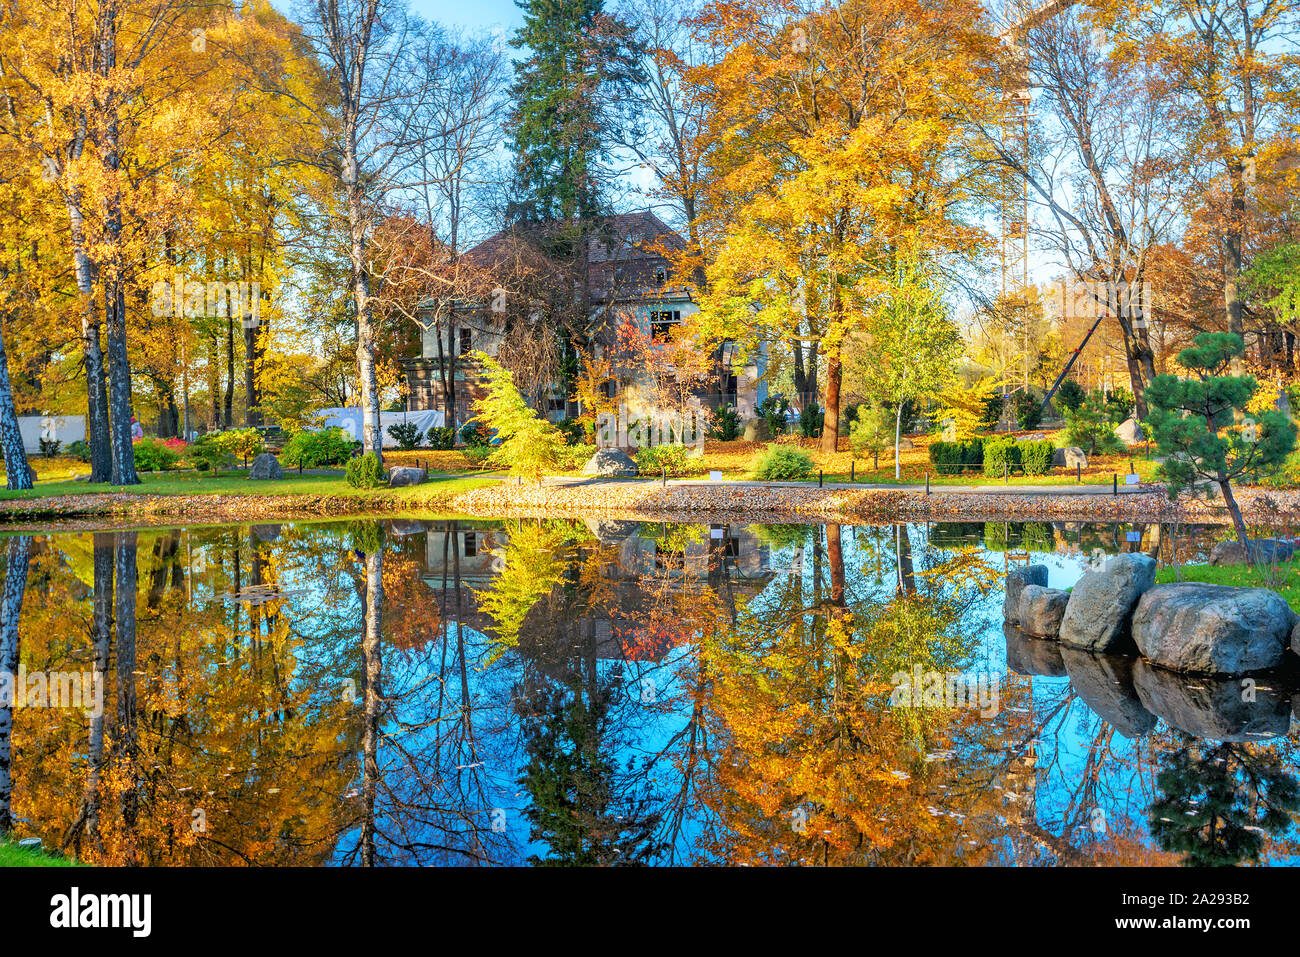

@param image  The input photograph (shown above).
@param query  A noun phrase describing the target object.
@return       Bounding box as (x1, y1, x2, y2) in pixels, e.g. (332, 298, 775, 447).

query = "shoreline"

(1, 478, 1296, 527)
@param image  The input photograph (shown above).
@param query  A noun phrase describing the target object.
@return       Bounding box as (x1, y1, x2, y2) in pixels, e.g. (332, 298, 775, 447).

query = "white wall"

(18, 414, 85, 453)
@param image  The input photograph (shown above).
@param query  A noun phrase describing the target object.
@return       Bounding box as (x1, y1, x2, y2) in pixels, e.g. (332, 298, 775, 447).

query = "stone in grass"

(249, 452, 282, 480)
(1003, 564, 1047, 624)
(1208, 538, 1295, 566)
(1052, 446, 1087, 469)
(582, 448, 638, 477)
(388, 466, 427, 488)
(743, 418, 770, 442)
(1058, 553, 1156, 654)
(1017, 584, 1069, 638)
(895, 437, 914, 451)
(1114, 417, 1145, 444)
(1133, 582, 1296, 675)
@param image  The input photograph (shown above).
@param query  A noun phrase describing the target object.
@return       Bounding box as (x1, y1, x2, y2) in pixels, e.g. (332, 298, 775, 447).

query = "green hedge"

(982, 437, 1021, 477)
(1021, 439, 1054, 477)
(928, 438, 984, 475)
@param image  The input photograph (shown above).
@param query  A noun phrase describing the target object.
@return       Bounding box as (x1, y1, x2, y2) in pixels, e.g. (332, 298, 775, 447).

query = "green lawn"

(1155, 562, 1300, 612)
(0, 470, 498, 504)
(0, 839, 81, 867)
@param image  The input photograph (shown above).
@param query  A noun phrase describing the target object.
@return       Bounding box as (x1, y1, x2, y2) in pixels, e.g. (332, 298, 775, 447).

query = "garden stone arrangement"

(1004, 553, 1300, 678)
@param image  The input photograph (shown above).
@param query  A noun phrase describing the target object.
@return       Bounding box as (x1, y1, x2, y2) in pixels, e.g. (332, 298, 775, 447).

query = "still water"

(0, 517, 1296, 866)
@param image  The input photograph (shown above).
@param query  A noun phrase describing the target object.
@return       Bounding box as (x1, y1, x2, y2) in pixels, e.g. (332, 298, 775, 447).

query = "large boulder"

(895, 437, 915, 451)
(249, 452, 282, 480)
(1058, 553, 1156, 654)
(1004, 623, 1067, 677)
(1003, 564, 1048, 624)
(1060, 648, 1157, 739)
(388, 466, 427, 488)
(742, 418, 770, 442)
(583, 518, 642, 544)
(1052, 446, 1087, 469)
(1132, 583, 1296, 675)
(1133, 660, 1291, 741)
(1018, 584, 1069, 638)
(1115, 417, 1145, 444)
(582, 448, 638, 477)
(1208, 538, 1295, 566)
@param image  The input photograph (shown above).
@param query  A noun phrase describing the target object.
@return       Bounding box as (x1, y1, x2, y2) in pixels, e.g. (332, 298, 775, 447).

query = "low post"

(1076, 463, 1081, 484)
(662, 466, 667, 487)
(925, 472, 930, 496)
(1113, 473, 1118, 496)
(818, 469, 824, 488)
(850, 461, 855, 482)
(1003, 462, 1008, 484)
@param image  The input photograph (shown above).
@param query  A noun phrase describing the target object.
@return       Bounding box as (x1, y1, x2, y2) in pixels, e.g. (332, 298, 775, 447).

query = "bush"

(556, 444, 595, 471)
(1011, 390, 1043, 431)
(751, 445, 815, 481)
(345, 452, 385, 489)
(38, 436, 61, 457)
(216, 427, 265, 462)
(187, 434, 233, 473)
(1103, 387, 1135, 422)
(1021, 439, 1055, 477)
(280, 427, 353, 468)
(460, 421, 492, 447)
(461, 446, 495, 468)
(67, 439, 91, 463)
(757, 396, 789, 437)
(979, 391, 1004, 431)
(1055, 379, 1086, 415)
(1064, 395, 1124, 456)
(850, 403, 894, 468)
(930, 438, 984, 476)
(798, 401, 824, 439)
(710, 404, 741, 441)
(386, 422, 424, 451)
(133, 436, 179, 472)
(426, 426, 456, 450)
(634, 443, 706, 477)
(982, 436, 1021, 478)
(555, 417, 587, 446)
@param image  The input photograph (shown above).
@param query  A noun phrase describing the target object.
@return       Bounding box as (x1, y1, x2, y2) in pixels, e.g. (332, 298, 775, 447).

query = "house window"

(459, 328, 472, 354)
(649, 310, 680, 342)
(654, 266, 667, 285)
(547, 397, 566, 414)
(463, 532, 477, 557)
(600, 379, 617, 399)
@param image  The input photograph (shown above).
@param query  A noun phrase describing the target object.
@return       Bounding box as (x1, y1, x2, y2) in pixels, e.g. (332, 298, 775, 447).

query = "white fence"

(18, 414, 85, 453)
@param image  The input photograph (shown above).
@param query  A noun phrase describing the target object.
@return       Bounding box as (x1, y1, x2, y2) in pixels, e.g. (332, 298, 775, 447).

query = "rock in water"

(1115, 417, 1144, 444)
(1052, 446, 1087, 469)
(1133, 660, 1291, 741)
(1058, 553, 1156, 653)
(1017, 584, 1069, 638)
(388, 466, 427, 488)
(1003, 564, 1048, 624)
(1004, 623, 1067, 677)
(1132, 582, 1296, 675)
(1208, 538, 1295, 566)
(1060, 648, 1156, 739)
(249, 452, 282, 480)
(582, 448, 638, 477)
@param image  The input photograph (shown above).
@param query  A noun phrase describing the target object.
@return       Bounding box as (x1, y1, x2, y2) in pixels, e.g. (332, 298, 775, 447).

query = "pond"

(0, 516, 1296, 866)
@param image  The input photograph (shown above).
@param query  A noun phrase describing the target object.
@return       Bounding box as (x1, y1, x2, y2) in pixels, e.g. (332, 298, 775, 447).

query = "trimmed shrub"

(280, 427, 353, 468)
(929, 438, 983, 476)
(751, 445, 815, 481)
(132, 437, 179, 472)
(1021, 439, 1054, 477)
(387, 422, 424, 450)
(982, 436, 1021, 477)
(635, 443, 706, 477)
(426, 426, 456, 450)
(345, 452, 385, 489)
(187, 434, 233, 473)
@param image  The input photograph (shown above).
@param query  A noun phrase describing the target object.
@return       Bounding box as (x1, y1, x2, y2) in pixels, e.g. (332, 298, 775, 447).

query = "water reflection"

(0, 518, 1298, 866)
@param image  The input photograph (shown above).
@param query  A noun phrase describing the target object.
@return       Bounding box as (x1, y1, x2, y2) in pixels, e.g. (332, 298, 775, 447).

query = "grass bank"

(0, 839, 81, 867)
(1155, 562, 1300, 612)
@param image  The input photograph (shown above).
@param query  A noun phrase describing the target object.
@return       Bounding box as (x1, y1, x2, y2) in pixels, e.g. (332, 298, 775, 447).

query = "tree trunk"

(223, 314, 234, 428)
(359, 543, 383, 865)
(1218, 477, 1253, 565)
(103, 278, 140, 485)
(0, 322, 33, 489)
(0, 535, 31, 836)
(893, 398, 904, 480)
(114, 530, 139, 863)
(820, 349, 841, 454)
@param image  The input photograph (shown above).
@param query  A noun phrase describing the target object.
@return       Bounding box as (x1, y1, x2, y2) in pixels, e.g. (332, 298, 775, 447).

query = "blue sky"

(408, 0, 523, 32)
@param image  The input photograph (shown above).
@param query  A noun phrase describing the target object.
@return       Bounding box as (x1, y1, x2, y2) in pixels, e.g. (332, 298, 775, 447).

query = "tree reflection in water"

(0, 519, 1298, 866)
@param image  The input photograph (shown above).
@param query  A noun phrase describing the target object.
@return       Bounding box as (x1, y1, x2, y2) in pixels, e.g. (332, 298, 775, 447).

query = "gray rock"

(1133, 660, 1291, 741)
(1003, 564, 1048, 624)
(1004, 623, 1067, 677)
(582, 448, 639, 477)
(1021, 432, 1047, 442)
(1058, 553, 1156, 653)
(1132, 582, 1296, 675)
(1052, 446, 1087, 469)
(742, 419, 770, 442)
(895, 437, 914, 451)
(72, 473, 91, 483)
(388, 466, 427, 488)
(583, 518, 642, 544)
(1060, 648, 1157, 739)
(387, 519, 430, 537)
(1115, 417, 1145, 444)
(1208, 538, 1295, 566)
(1018, 584, 1070, 638)
(249, 452, 282, 480)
